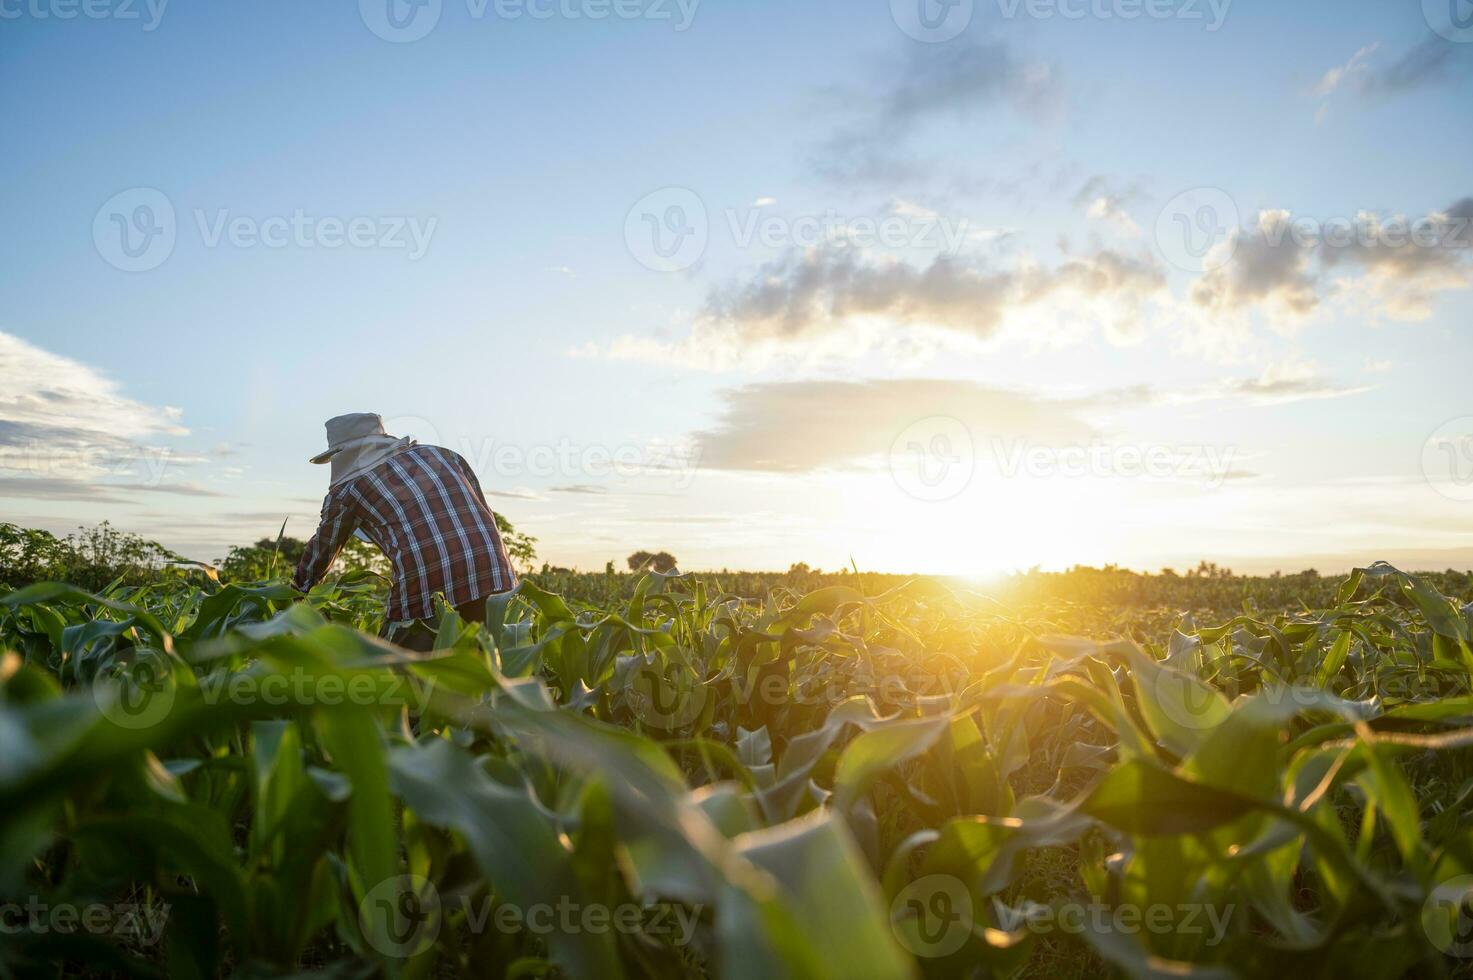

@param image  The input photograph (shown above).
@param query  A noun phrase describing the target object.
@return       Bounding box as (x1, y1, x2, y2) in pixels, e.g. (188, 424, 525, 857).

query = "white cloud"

(1190, 210, 1319, 319)
(1216, 359, 1375, 406)
(888, 198, 941, 220)
(690, 379, 1101, 474)
(1318, 199, 1473, 321)
(1313, 39, 1471, 122)
(1315, 42, 1379, 97)
(686, 371, 1370, 477)
(1073, 176, 1146, 238)
(0, 330, 195, 489)
(1188, 199, 1473, 323)
(596, 243, 1165, 369)
(1086, 196, 1142, 237)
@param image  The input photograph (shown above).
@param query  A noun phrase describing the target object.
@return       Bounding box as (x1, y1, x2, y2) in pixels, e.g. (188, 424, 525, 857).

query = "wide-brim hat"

(310, 413, 394, 464)
(310, 414, 418, 487)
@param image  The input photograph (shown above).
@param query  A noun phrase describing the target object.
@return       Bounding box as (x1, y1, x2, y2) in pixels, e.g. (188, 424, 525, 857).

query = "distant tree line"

(7, 522, 1472, 618)
(0, 513, 540, 591)
(0, 522, 182, 592)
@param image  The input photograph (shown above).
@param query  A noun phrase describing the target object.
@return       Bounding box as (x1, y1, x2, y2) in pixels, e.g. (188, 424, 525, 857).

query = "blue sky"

(3, 0, 1472, 574)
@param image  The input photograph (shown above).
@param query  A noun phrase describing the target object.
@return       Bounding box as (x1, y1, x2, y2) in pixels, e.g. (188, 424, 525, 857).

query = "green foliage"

(219, 536, 309, 582)
(496, 512, 538, 571)
(0, 521, 183, 592)
(3, 559, 1473, 978)
(628, 550, 679, 573)
(0, 513, 535, 594)
(0, 523, 67, 586)
(221, 535, 393, 583)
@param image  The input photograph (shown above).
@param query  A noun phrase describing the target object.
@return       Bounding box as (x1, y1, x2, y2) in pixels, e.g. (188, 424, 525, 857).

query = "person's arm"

(293, 492, 359, 592)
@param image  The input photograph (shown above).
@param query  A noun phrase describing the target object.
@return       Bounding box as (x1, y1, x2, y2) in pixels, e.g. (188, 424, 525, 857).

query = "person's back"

(294, 415, 517, 647)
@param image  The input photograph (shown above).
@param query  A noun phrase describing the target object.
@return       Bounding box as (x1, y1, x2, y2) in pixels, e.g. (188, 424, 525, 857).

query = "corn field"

(4, 563, 1473, 978)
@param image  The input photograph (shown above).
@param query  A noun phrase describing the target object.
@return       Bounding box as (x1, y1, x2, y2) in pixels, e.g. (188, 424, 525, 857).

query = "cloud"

(1074, 176, 1146, 237)
(630, 514, 739, 525)
(1190, 210, 1319, 317)
(1314, 39, 1470, 120)
(1084, 197, 1142, 237)
(809, 39, 1059, 187)
(1318, 198, 1473, 320)
(0, 476, 226, 503)
(0, 476, 129, 503)
(875, 39, 1060, 127)
(129, 510, 312, 531)
(1026, 253, 1163, 303)
(112, 481, 227, 497)
(690, 369, 1371, 475)
(1315, 42, 1380, 97)
(1216, 360, 1375, 406)
(0, 330, 191, 482)
(1358, 38, 1468, 95)
(550, 484, 610, 495)
(603, 243, 1164, 367)
(807, 142, 929, 189)
(691, 379, 1103, 474)
(705, 246, 1013, 340)
(486, 487, 543, 500)
(1189, 199, 1473, 321)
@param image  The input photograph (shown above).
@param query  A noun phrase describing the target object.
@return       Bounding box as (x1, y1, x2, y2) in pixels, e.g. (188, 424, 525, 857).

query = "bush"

(0, 521, 182, 592)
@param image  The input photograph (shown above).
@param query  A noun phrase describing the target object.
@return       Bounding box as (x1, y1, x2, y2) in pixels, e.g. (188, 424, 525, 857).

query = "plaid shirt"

(294, 445, 518, 622)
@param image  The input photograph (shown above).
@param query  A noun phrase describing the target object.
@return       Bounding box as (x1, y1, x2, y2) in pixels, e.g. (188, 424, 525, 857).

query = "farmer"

(293, 413, 517, 650)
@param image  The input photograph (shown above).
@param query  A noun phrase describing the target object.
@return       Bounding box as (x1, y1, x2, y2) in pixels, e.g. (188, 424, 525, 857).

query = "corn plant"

(2, 562, 1472, 978)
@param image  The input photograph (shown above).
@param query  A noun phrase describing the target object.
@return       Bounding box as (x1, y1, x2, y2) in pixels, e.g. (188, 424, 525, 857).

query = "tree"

(0, 521, 181, 591)
(627, 550, 678, 573)
(0, 523, 68, 587)
(219, 536, 307, 581)
(495, 513, 537, 571)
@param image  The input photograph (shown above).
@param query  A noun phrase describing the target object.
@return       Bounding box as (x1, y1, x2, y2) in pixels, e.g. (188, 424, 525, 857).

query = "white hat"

(310, 413, 416, 486)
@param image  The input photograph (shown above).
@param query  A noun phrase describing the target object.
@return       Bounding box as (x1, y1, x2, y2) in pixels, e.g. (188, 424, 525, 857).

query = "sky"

(2, 0, 1472, 576)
